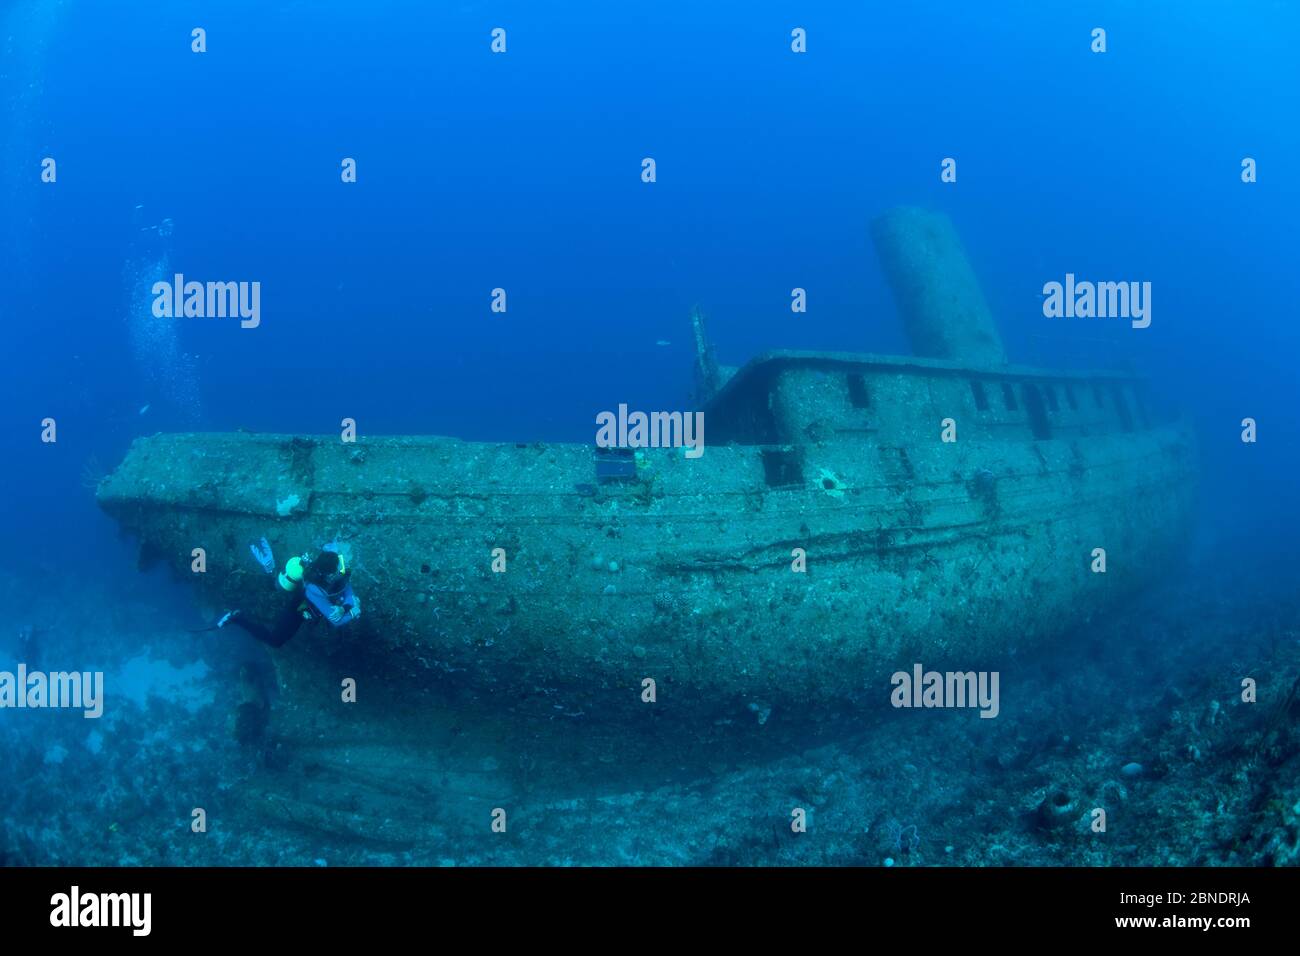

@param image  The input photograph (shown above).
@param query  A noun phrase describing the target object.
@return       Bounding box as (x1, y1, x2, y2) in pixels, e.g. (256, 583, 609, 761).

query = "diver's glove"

(347, 597, 362, 622)
(250, 537, 275, 574)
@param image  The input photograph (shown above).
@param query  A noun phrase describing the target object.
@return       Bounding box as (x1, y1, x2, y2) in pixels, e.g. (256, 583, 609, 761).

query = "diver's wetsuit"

(232, 579, 358, 648)
(232, 592, 308, 648)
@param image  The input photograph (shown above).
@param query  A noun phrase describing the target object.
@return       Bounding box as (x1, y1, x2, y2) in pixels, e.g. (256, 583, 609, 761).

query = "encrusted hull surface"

(98, 419, 1197, 719)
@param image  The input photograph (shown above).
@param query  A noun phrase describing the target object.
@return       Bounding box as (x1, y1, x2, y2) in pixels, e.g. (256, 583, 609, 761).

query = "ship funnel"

(871, 207, 1007, 365)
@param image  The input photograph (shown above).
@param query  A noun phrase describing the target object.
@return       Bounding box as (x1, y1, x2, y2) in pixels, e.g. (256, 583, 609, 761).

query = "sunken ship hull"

(97, 361, 1196, 718)
(97, 209, 1198, 724)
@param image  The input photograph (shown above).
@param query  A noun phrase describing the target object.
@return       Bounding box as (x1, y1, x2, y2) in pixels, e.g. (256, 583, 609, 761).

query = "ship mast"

(690, 305, 721, 403)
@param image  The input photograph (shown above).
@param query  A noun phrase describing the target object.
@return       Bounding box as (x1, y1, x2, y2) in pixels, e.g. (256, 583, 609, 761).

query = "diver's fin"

(189, 610, 239, 633)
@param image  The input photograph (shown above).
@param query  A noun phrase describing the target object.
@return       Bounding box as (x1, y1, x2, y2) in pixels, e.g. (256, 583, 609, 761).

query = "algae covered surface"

(4, 1, 1299, 874)
(2, 556, 1298, 867)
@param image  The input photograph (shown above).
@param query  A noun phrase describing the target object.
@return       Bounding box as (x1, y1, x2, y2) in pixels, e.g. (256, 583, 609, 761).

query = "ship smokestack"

(871, 207, 1007, 366)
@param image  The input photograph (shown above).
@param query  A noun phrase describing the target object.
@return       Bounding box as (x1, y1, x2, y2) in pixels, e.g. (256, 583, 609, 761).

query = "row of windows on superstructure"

(844, 372, 1149, 439)
(966, 377, 1149, 436)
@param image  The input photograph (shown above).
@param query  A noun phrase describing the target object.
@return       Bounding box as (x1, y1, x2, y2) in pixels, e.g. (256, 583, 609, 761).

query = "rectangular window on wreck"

(970, 379, 989, 411)
(1021, 383, 1052, 440)
(1110, 385, 1135, 432)
(761, 447, 804, 488)
(594, 447, 638, 483)
(847, 373, 871, 409)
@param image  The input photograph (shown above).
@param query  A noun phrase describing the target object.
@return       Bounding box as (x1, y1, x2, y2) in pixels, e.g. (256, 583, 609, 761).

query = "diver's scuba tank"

(278, 551, 350, 620)
(277, 550, 348, 591)
(277, 555, 308, 592)
(276, 555, 314, 619)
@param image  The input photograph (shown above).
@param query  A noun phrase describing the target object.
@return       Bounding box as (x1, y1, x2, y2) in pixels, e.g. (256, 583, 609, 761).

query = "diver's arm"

(304, 585, 344, 625)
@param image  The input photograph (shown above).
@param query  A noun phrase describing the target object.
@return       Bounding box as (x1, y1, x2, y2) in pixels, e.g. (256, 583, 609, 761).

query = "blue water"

(2, 1, 1298, 866)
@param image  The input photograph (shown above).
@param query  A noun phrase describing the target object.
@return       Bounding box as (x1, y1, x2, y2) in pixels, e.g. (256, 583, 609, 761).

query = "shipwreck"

(98, 208, 1198, 729)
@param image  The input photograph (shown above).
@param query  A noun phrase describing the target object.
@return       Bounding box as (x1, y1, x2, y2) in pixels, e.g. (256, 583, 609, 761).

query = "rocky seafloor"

(2, 550, 1297, 867)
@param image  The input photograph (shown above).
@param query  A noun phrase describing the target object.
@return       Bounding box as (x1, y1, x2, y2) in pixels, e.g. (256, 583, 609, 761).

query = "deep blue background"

(3, 0, 1297, 575)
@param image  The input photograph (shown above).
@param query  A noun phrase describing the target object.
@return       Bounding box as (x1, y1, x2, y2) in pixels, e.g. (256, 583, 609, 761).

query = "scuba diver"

(216, 538, 361, 647)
